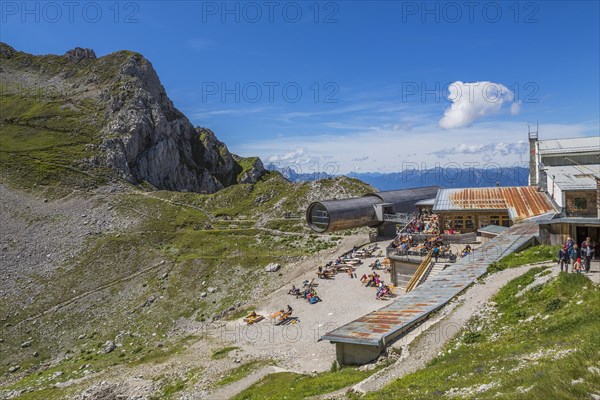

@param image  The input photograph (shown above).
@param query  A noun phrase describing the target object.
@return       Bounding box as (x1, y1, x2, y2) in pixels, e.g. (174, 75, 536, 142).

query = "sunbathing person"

(288, 285, 301, 296)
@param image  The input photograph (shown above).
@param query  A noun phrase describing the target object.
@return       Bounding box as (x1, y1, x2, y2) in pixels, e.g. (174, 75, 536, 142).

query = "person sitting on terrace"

(432, 245, 440, 262)
(447, 250, 457, 262)
(288, 285, 301, 296)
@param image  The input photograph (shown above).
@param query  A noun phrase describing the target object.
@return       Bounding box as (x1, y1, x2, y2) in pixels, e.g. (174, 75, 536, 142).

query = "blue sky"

(2, 0, 599, 174)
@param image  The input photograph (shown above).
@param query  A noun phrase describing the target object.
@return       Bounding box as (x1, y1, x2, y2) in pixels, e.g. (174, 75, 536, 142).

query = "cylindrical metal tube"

(306, 186, 440, 233)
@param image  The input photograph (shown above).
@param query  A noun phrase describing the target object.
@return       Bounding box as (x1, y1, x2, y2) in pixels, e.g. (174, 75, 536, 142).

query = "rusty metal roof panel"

(432, 186, 555, 221)
(502, 186, 556, 221)
(321, 222, 541, 346)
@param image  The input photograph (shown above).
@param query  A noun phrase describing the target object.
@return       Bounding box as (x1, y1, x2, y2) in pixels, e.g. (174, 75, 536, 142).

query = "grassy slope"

(358, 269, 600, 399)
(233, 367, 383, 400)
(0, 46, 142, 189)
(488, 244, 559, 273)
(0, 174, 373, 397)
(0, 45, 376, 397)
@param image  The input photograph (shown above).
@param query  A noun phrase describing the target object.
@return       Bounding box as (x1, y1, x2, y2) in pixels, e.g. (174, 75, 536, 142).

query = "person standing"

(566, 236, 574, 253)
(569, 244, 581, 266)
(581, 237, 594, 273)
(573, 258, 583, 274)
(558, 245, 570, 273)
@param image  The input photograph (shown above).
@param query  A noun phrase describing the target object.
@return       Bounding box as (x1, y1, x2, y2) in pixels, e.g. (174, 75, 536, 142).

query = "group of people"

(558, 236, 596, 273)
(361, 271, 382, 287)
(398, 213, 441, 235)
(360, 272, 392, 299)
(288, 283, 322, 304)
(392, 234, 460, 263)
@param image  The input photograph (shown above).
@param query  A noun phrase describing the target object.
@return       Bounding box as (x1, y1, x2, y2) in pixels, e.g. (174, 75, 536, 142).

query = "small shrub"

(330, 361, 339, 372)
(530, 284, 544, 293)
(211, 346, 239, 360)
(463, 331, 482, 344)
(545, 298, 562, 313)
(514, 310, 527, 319)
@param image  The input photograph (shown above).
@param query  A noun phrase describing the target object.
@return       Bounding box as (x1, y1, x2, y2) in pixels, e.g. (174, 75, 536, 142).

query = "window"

(308, 204, 329, 232)
(465, 216, 475, 229)
(454, 217, 463, 229)
(574, 198, 587, 210)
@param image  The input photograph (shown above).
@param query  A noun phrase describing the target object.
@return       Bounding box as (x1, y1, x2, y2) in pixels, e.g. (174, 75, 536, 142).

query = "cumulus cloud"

(266, 147, 312, 164)
(266, 147, 340, 175)
(439, 81, 518, 129)
(431, 141, 528, 158)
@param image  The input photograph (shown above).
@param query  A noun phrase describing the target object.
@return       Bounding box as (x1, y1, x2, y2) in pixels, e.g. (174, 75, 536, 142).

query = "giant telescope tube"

(306, 186, 441, 233)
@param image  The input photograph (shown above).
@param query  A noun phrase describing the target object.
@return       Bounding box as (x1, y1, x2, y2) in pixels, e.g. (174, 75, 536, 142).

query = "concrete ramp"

(322, 222, 541, 365)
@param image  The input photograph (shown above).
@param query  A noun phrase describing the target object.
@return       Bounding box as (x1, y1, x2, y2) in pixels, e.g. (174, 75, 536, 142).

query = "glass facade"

(307, 203, 329, 232)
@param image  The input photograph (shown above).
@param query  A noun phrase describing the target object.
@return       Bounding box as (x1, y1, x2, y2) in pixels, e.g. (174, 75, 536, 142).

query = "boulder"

(102, 340, 116, 354)
(264, 263, 281, 273)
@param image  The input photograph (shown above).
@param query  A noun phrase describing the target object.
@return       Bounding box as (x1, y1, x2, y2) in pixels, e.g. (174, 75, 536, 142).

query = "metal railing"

(382, 213, 412, 223)
(405, 249, 433, 293)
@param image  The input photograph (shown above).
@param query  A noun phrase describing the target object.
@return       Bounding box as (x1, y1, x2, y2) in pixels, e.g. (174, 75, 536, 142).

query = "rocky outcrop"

(0, 43, 266, 193)
(97, 52, 266, 192)
(65, 47, 97, 62)
(237, 156, 266, 184)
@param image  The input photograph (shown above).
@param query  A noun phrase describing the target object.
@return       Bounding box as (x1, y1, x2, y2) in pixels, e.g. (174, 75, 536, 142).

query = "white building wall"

(546, 174, 565, 208)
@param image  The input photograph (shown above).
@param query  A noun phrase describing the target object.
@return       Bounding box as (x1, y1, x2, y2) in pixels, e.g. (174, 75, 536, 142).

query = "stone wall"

(565, 190, 598, 217)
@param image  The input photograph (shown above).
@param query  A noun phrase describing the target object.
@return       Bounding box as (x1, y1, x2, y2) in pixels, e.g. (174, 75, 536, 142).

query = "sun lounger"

(317, 271, 335, 279)
(275, 311, 292, 325)
(270, 310, 284, 320)
(243, 313, 264, 324)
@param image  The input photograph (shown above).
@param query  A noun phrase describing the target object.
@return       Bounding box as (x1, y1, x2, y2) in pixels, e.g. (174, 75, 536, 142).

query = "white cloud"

(432, 141, 529, 158)
(510, 101, 522, 115)
(191, 107, 266, 119)
(233, 121, 597, 174)
(439, 81, 519, 129)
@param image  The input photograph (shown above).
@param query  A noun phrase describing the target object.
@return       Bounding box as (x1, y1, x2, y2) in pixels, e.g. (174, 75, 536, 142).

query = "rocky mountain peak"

(0, 43, 266, 193)
(65, 47, 97, 62)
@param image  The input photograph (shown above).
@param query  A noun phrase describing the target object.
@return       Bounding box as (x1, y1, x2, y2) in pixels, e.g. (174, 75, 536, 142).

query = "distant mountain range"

(265, 163, 330, 182)
(347, 167, 529, 190)
(267, 164, 529, 190)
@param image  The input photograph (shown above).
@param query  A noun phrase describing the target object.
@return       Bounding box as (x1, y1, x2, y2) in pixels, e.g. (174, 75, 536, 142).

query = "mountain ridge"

(0, 42, 265, 193)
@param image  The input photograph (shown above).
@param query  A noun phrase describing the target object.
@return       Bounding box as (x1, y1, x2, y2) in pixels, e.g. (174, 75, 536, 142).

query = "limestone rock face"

(98, 53, 265, 193)
(65, 47, 97, 62)
(0, 43, 266, 193)
(238, 157, 266, 184)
